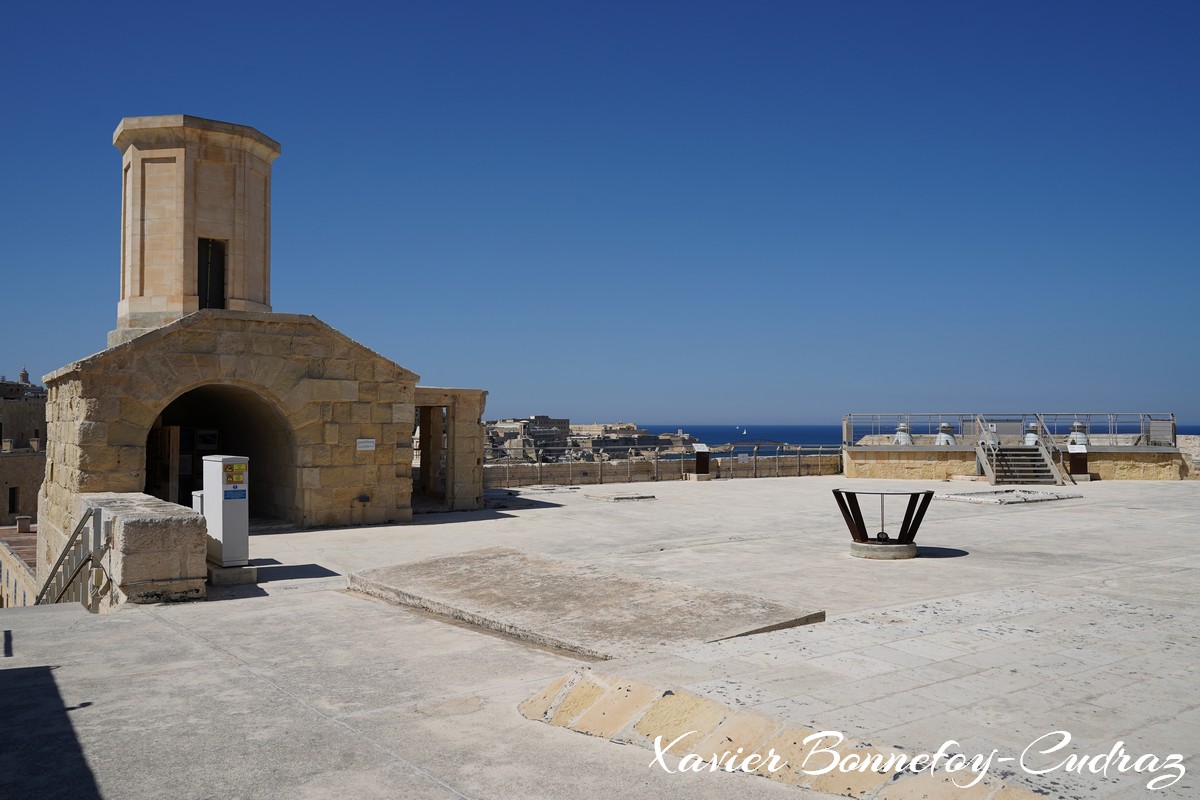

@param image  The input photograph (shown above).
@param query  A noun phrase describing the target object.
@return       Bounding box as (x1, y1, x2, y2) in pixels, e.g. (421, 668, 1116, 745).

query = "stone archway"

(38, 310, 422, 572)
(145, 384, 297, 524)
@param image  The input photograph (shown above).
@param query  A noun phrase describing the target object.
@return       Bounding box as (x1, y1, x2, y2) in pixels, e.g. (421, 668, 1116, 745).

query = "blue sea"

(642, 423, 1200, 448)
(641, 424, 844, 447)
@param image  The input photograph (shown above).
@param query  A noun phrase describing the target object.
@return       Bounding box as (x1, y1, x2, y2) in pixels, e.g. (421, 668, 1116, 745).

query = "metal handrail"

(974, 414, 999, 484)
(35, 507, 106, 606)
(1034, 413, 1065, 485)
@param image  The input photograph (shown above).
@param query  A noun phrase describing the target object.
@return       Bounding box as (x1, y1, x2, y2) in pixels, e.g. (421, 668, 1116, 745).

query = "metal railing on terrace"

(1036, 413, 1176, 446)
(843, 413, 1177, 448)
(483, 442, 842, 487)
(486, 442, 842, 464)
(842, 413, 983, 446)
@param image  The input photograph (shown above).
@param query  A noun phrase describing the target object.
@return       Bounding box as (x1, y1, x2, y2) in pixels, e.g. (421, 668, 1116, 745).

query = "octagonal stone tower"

(109, 115, 281, 346)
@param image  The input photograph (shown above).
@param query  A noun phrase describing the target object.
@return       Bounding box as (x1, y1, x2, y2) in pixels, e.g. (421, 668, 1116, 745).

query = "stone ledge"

(76, 492, 207, 609)
(520, 668, 1037, 799)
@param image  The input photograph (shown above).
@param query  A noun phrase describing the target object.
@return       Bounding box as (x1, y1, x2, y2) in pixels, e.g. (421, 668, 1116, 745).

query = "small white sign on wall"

(356, 438, 376, 451)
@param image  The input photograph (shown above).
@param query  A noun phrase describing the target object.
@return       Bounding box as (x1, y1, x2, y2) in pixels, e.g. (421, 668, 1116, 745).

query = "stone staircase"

(985, 445, 1060, 485)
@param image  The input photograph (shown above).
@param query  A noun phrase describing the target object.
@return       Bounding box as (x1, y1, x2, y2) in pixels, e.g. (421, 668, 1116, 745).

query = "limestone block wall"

(39, 310, 418, 580)
(1, 451, 45, 525)
(1080, 449, 1187, 480)
(843, 447, 979, 480)
(415, 387, 487, 511)
(1176, 435, 1198, 479)
(844, 445, 1187, 481)
(78, 492, 207, 610)
(483, 454, 841, 489)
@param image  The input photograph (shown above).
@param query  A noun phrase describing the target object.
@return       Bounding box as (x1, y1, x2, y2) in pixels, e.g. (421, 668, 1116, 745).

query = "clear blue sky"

(3, 2, 1196, 423)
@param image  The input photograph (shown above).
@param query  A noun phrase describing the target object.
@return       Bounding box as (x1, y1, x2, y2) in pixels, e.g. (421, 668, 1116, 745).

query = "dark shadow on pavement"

(410, 509, 525, 525)
(255, 564, 340, 583)
(205, 584, 269, 601)
(483, 495, 565, 512)
(410, 492, 567, 525)
(0, 666, 102, 798)
(917, 546, 970, 558)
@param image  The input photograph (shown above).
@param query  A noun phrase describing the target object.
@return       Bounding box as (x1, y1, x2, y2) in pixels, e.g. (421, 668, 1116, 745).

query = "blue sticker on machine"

(224, 489, 247, 500)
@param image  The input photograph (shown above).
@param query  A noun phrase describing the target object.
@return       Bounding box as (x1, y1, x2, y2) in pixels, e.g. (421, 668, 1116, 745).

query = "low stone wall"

(0, 537, 37, 608)
(846, 445, 1189, 481)
(843, 446, 979, 481)
(483, 454, 841, 489)
(1177, 435, 1199, 479)
(1078, 448, 1188, 481)
(76, 492, 207, 611)
(0, 450, 45, 525)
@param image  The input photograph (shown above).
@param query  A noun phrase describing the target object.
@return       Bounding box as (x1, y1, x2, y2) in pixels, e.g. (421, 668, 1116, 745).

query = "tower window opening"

(198, 238, 227, 310)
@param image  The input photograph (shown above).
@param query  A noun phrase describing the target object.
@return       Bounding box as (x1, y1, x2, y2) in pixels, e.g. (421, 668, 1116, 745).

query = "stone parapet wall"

(77, 492, 207, 610)
(1078, 448, 1188, 481)
(843, 447, 979, 481)
(0, 537, 37, 608)
(483, 454, 841, 489)
(1177, 435, 1199, 479)
(845, 445, 1189, 481)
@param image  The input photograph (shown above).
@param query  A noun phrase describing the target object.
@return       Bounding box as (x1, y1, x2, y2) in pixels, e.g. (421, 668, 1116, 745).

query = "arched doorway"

(144, 384, 297, 525)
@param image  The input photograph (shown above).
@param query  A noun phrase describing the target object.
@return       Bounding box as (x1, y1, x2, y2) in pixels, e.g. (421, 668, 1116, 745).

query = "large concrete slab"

(350, 547, 824, 659)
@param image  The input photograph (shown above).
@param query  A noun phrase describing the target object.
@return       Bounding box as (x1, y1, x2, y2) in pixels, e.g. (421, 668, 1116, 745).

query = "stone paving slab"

(350, 547, 824, 659)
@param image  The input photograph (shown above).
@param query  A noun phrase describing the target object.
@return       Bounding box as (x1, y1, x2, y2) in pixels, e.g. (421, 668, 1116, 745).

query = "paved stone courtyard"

(2, 476, 1196, 798)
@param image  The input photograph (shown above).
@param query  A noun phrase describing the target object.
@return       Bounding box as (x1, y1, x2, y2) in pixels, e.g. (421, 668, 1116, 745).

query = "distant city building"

(486, 417, 698, 461)
(487, 415, 571, 454)
(569, 422, 639, 438)
(1, 367, 47, 526)
(570, 422, 665, 451)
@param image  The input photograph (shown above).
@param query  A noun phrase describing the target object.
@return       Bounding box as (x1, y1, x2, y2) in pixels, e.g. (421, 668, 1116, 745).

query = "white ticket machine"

(202, 455, 249, 567)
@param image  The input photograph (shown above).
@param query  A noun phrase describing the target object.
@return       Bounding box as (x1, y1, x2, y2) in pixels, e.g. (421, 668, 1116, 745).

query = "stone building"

(488, 415, 570, 450)
(35, 114, 487, 604)
(1, 368, 46, 449)
(1, 369, 47, 525)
